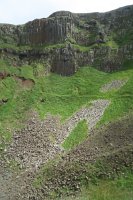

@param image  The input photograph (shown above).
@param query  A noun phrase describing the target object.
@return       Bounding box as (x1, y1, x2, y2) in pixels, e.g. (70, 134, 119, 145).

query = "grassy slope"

(98, 67, 133, 125)
(0, 59, 133, 146)
(0, 56, 133, 199)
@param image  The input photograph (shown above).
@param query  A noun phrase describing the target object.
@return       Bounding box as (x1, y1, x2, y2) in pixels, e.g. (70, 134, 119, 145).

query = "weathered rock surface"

(0, 5, 133, 75)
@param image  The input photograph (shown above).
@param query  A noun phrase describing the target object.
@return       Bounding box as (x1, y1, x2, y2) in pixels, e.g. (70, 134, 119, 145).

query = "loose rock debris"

(0, 99, 110, 200)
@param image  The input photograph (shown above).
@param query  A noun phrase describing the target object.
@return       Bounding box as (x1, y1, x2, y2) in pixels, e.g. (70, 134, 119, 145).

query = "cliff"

(0, 5, 133, 75)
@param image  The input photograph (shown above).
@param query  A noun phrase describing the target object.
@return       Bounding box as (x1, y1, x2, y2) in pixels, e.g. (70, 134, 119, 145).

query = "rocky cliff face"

(0, 5, 133, 75)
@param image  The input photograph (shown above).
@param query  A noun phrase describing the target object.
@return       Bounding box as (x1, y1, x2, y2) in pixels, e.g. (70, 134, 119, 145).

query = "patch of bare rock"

(100, 79, 128, 93)
(14, 76, 35, 89)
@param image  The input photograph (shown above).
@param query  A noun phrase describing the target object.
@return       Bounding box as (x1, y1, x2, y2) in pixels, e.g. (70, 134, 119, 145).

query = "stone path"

(0, 99, 110, 200)
(100, 79, 128, 93)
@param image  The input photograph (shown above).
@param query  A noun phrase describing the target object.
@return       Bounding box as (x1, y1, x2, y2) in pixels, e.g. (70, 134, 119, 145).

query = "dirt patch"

(14, 76, 35, 89)
(0, 72, 10, 79)
(100, 79, 128, 93)
(0, 72, 34, 89)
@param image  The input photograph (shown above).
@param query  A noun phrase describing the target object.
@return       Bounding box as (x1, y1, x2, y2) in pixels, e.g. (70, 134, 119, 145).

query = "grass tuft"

(62, 120, 88, 150)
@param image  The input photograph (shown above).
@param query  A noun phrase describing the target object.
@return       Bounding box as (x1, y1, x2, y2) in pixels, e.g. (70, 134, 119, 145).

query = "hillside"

(0, 5, 133, 200)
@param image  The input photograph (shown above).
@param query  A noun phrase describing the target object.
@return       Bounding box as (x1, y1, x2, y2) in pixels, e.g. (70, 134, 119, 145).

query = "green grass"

(0, 41, 66, 51)
(62, 120, 88, 150)
(98, 67, 133, 125)
(0, 60, 34, 79)
(0, 42, 32, 51)
(20, 65, 35, 80)
(105, 40, 118, 48)
(0, 40, 120, 55)
(32, 43, 66, 50)
(34, 66, 108, 120)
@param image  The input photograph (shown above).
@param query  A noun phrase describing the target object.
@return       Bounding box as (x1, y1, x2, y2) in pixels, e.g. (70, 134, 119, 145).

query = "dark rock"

(51, 46, 77, 75)
(0, 98, 8, 105)
(0, 5, 133, 75)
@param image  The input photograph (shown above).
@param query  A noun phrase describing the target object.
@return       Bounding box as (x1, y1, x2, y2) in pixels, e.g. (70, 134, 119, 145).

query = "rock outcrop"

(0, 5, 133, 75)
